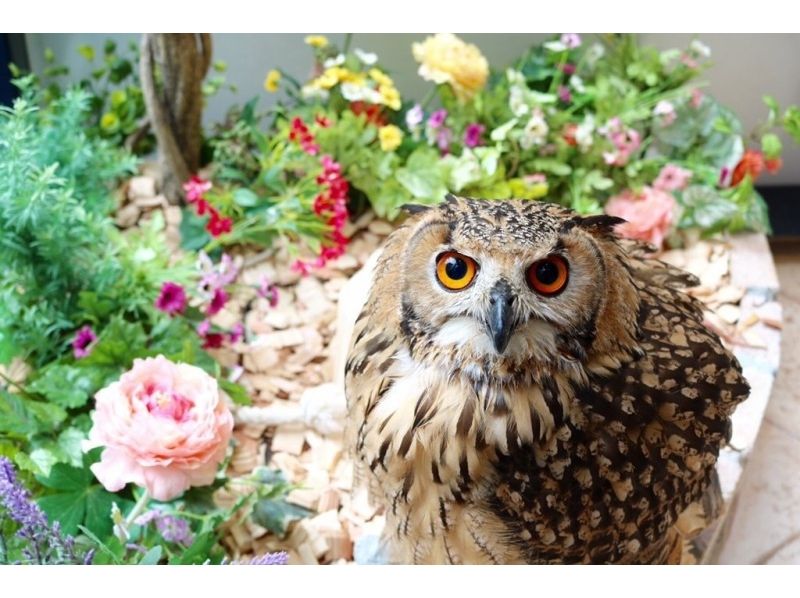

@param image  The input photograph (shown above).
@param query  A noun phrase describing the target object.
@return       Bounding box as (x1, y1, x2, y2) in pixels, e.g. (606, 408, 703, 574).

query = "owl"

(344, 195, 750, 564)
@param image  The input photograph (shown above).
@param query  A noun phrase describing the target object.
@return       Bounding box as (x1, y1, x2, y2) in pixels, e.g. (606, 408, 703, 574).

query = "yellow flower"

(369, 68, 393, 88)
(264, 69, 281, 93)
(378, 124, 403, 152)
(379, 85, 402, 111)
(309, 67, 364, 90)
(304, 35, 329, 49)
(100, 112, 120, 132)
(412, 33, 489, 102)
(110, 89, 127, 108)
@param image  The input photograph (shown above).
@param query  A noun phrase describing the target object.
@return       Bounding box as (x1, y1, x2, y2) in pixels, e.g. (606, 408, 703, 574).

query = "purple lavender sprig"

(0, 457, 93, 564)
(222, 551, 289, 565)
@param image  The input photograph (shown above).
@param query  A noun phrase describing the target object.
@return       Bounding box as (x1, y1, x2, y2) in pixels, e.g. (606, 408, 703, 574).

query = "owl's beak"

(487, 281, 516, 354)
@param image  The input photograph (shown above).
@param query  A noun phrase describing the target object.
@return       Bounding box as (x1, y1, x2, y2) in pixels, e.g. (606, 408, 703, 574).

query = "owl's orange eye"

(436, 252, 478, 291)
(527, 255, 569, 296)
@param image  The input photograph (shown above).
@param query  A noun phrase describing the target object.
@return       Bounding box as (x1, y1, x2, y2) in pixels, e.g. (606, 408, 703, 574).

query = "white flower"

(506, 68, 525, 86)
(301, 85, 330, 101)
(519, 110, 549, 150)
(323, 53, 345, 68)
(690, 39, 711, 58)
(586, 43, 605, 64)
(405, 104, 424, 129)
(509, 86, 530, 117)
(354, 48, 378, 65)
(570, 75, 586, 93)
(575, 114, 595, 151)
(340, 82, 380, 104)
(490, 118, 519, 142)
(543, 40, 567, 53)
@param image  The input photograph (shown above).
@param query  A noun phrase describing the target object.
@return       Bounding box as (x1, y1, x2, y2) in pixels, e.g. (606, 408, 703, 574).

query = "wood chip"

(127, 175, 157, 200)
(271, 424, 307, 455)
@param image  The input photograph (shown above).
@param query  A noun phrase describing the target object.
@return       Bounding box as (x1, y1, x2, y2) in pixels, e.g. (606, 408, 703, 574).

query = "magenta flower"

(561, 33, 582, 49)
(72, 326, 97, 359)
(558, 86, 572, 103)
(182, 176, 211, 204)
(561, 63, 576, 75)
(258, 277, 279, 308)
(428, 108, 448, 129)
(463, 123, 485, 148)
(436, 127, 453, 154)
(206, 288, 228, 317)
(155, 282, 187, 316)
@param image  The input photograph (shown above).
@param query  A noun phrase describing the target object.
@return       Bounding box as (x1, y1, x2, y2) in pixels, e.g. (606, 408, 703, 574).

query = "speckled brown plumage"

(344, 196, 749, 564)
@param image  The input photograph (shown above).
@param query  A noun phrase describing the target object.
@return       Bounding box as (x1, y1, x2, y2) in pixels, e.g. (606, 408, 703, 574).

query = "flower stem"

(125, 490, 150, 528)
(420, 85, 438, 111)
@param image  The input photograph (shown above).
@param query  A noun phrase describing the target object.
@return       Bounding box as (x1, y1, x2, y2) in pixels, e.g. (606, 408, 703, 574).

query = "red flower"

(765, 157, 783, 174)
(206, 288, 228, 316)
(315, 114, 331, 128)
(206, 210, 233, 237)
(349, 101, 387, 126)
(202, 333, 225, 350)
(562, 123, 578, 147)
(731, 149, 766, 186)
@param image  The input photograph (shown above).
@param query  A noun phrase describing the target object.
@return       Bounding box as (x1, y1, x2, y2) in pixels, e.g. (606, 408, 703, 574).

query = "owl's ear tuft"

(577, 215, 626, 235)
(400, 203, 432, 216)
(444, 193, 460, 205)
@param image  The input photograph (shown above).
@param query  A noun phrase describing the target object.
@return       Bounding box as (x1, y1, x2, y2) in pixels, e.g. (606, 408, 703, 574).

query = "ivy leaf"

(252, 497, 310, 537)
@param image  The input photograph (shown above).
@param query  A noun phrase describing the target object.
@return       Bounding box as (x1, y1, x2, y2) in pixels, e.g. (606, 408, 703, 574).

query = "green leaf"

(233, 188, 259, 207)
(38, 491, 86, 534)
(179, 207, 212, 251)
(252, 497, 310, 537)
(219, 379, 252, 406)
(138, 546, 163, 565)
(173, 531, 218, 564)
(77, 45, 95, 62)
(782, 106, 800, 145)
(761, 133, 782, 160)
(29, 364, 106, 409)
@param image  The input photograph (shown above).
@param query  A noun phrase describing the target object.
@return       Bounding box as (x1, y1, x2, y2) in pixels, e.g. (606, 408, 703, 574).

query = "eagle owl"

(344, 196, 749, 564)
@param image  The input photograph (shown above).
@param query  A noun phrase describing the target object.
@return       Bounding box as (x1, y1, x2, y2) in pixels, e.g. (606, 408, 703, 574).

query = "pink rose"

(604, 186, 677, 249)
(86, 355, 233, 501)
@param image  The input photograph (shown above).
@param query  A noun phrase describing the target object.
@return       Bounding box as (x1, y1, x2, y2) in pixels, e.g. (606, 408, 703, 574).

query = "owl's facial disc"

(487, 279, 516, 354)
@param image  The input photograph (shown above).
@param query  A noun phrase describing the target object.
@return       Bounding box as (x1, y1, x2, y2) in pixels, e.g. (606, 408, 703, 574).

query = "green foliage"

(0, 90, 135, 366)
(14, 39, 155, 155)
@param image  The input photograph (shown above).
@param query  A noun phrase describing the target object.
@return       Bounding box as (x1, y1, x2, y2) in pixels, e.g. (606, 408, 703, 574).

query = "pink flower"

(561, 63, 576, 75)
(690, 88, 704, 109)
(561, 33, 582, 49)
(72, 325, 97, 359)
(463, 123, 485, 148)
(155, 282, 187, 317)
(605, 186, 677, 249)
(436, 127, 453, 153)
(228, 323, 244, 344)
(206, 288, 228, 317)
(558, 85, 572, 104)
(258, 278, 279, 308)
(197, 319, 211, 337)
(427, 109, 447, 129)
(653, 164, 692, 192)
(85, 356, 233, 501)
(602, 118, 641, 167)
(183, 176, 211, 204)
(653, 100, 676, 126)
(199, 253, 239, 292)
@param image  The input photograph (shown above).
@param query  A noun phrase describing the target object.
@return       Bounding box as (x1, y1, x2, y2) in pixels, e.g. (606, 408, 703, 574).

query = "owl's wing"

(489, 252, 749, 564)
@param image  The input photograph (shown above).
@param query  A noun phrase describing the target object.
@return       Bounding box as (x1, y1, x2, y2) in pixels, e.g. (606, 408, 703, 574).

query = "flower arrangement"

(230, 33, 800, 249)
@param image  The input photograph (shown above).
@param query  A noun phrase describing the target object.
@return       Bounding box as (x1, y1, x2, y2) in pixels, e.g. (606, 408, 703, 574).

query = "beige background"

(25, 33, 800, 185)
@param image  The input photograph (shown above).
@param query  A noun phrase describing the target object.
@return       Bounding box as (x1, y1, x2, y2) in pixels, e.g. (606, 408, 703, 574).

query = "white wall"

(25, 33, 800, 184)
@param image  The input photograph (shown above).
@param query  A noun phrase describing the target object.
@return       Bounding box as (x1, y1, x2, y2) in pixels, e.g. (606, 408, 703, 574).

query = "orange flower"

(731, 149, 765, 186)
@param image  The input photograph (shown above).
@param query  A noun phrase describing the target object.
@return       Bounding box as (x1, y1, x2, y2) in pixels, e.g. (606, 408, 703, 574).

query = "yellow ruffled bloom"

(264, 69, 281, 93)
(304, 35, 329, 49)
(378, 125, 403, 152)
(369, 68, 402, 110)
(412, 33, 489, 102)
(100, 112, 120, 132)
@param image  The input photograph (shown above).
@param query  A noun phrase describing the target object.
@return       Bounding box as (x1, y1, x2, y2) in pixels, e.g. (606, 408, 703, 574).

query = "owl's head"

(395, 196, 640, 379)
